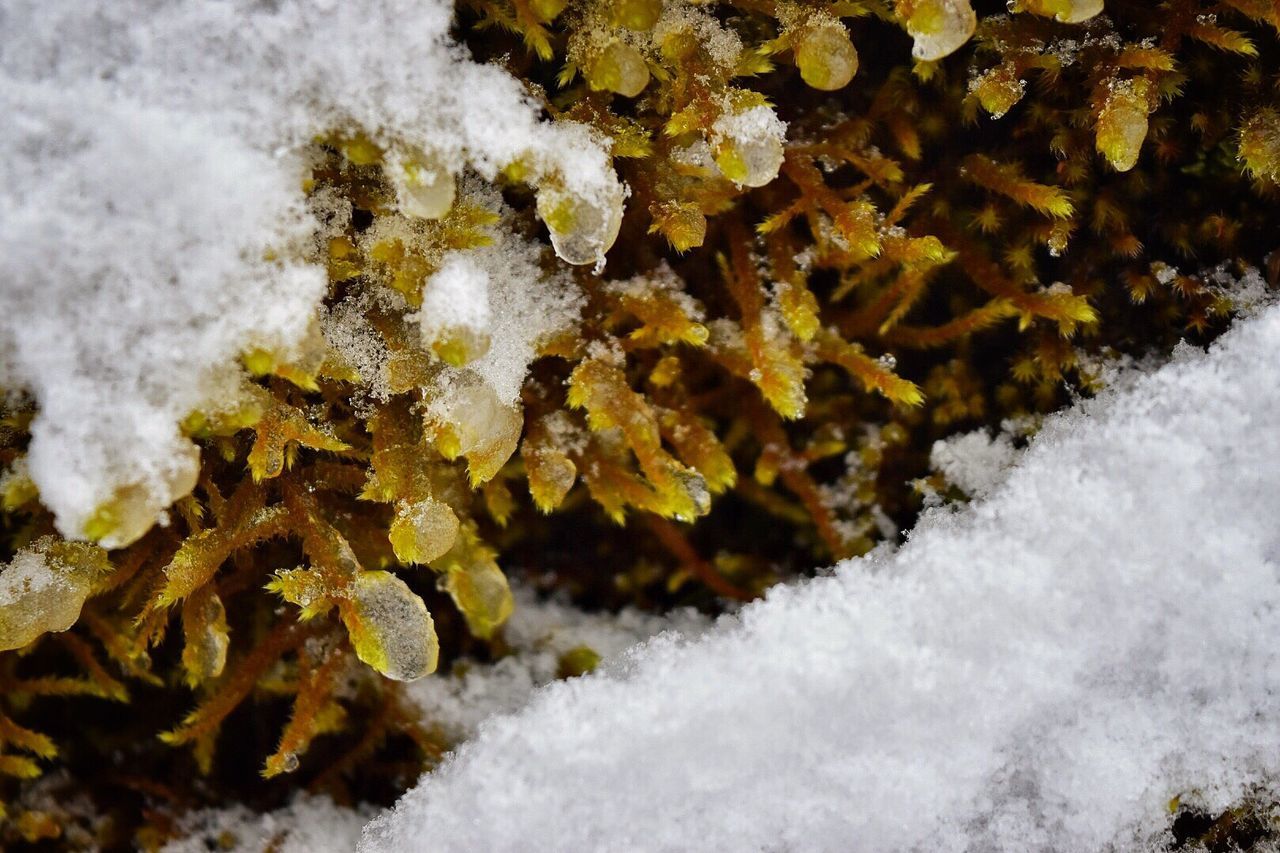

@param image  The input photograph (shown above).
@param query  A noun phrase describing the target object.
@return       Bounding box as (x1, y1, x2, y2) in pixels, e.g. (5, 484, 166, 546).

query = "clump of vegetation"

(2, 0, 1278, 845)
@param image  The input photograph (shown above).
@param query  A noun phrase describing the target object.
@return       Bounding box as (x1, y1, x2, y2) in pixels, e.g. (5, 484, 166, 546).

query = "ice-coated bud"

(442, 560, 514, 640)
(0, 538, 111, 652)
(340, 570, 439, 682)
(390, 497, 460, 565)
(711, 106, 787, 188)
(795, 21, 859, 91)
(536, 180, 625, 266)
(80, 439, 200, 549)
(1096, 77, 1151, 172)
(391, 148, 456, 220)
(585, 39, 650, 98)
(899, 0, 977, 61)
(1013, 0, 1104, 23)
(971, 63, 1025, 119)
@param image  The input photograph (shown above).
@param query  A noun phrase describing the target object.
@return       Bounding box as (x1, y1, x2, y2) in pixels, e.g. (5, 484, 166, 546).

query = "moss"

(3, 0, 1280, 845)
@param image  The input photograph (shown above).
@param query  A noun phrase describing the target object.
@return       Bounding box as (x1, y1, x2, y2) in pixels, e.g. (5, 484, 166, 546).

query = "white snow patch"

(419, 256, 493, 351)
(162, 794, 372, 853)
(362, 302, 1280, 852)
(0, 0, 619, 547)
(407, 586, 707, 739)
(930, 428, 1020, 499)
(425, 222, 583, 409)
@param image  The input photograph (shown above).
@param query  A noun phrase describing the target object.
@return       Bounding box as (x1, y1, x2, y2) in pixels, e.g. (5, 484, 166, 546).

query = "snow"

(162, 795, 372, 853)
(0, 0, 621, 547)
(362, 300, 1280, 851)
(929, 428, 1020, 499)
(406, 586, 707, 740)
(421, 202, 585, 409)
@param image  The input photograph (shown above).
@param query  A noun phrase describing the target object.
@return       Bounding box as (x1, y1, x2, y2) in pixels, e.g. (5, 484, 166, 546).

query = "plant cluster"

(2, 0, 1279, 845)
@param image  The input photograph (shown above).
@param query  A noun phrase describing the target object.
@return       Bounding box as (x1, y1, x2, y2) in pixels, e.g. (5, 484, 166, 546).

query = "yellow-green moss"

(3, 0, 1280, 845)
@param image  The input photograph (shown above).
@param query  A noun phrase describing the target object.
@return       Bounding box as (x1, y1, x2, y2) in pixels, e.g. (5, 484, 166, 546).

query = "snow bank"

(363, 302, 1280, 851)
(0, 0, 620, 547)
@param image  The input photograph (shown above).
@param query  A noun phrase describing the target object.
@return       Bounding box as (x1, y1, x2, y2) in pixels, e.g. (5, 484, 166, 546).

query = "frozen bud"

(536, 180, 625, 266)
(390, 497, 460, 565)
(181, 589, 229, 684)
(442, 560, 514, 640)
(1014, 0, 1104, 23)
(711, 105, 788, 188)
(420, 254, 493, 366)
(1096, 77, 1151, 172)
(899, 0, 976, 61)
(971, 63, 1025, 119)
(613, 0, 662, 30)
(340, 570, 438, 681)
(650, 201, 708, 252)
(585, 39, 650, 98)
(0, 538, 111, 652)
(795, 21, 859, 91)
(0, 457, 37, 511)
(429, 378, 524, 485)
(390, 148, 456, 220)
(1238, 108, 1280, 183)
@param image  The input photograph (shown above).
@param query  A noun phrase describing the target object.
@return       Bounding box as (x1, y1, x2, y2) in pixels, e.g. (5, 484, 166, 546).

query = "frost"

(930, 429, 1020, 499)
(652, 3, 745, 72)
(363, 302, 1280, 851)
(0, 0, 620, 547)
(1205, 263, 1272, 318)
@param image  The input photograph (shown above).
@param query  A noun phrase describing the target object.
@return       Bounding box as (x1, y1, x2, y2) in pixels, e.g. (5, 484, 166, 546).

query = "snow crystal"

(930, 428, 1020, 500)
(652, 2, 745, 72)
(1205, 263, 1272, 318)
(163, 794, 372, 853)
(1, 0, 620, 547)
(419, 256, 493, 351)
(422, 212, 583, 409)
(363, 301, 1280, 851)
